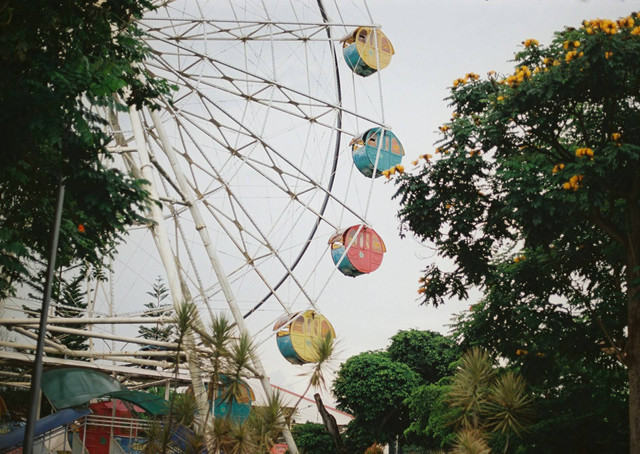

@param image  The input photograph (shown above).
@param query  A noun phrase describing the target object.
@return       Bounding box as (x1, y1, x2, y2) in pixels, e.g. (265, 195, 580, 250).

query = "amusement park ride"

(0, 1, 402, 452)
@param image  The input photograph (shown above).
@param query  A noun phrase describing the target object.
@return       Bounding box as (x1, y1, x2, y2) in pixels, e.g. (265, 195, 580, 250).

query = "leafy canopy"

(394, 13, 640, 452)
(395, 15, 640, 312)
(0, 0, 174, 298)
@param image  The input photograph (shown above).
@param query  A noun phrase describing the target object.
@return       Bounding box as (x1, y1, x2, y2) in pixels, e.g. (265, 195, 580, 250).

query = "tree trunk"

(629, 279, 640, 453)
(314, 393, 345, 454)
(628, 246, 640, 454)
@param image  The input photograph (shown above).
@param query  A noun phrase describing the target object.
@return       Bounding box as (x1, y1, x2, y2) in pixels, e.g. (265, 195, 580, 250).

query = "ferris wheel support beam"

(148, 108, 300, 454)
(129, 105, 211, 426)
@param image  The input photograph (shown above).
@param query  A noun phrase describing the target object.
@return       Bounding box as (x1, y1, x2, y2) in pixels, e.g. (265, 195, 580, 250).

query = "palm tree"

(446, 348, 533, 453)
(291, 332, 337, 412)
(248, 390, 288, 453)
(450, 429, 491, 454)
(484, 372, 533, 453)
(448, 347, 495, 431)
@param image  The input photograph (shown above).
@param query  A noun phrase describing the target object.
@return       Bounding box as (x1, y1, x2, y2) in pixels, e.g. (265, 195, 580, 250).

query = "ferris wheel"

(102, 0, 399, 367)
(0, 1, 400, 450)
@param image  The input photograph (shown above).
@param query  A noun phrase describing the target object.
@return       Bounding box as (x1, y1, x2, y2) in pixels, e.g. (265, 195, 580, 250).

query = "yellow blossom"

(632, 26, 640, 36)
(439, 125, 450, 132)
(411, 160, 418, 166)
(516, 349, 528, 356)
(612, 132, 621, 141)
(573, 41, 581, 47)
(453, 78, 466, 87)
(564, 174, 585, 191)
(396, 165, 405, 174)
(497, 96, 505, 102)
(605, 51, 613, 59)
(524, 38, 539, 47)
(575, 147, 594, 157)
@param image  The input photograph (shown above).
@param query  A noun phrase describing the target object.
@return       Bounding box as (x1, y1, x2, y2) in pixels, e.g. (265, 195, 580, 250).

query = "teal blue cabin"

(351, 128, 404, 178)
(341, 27, 394, 77)
(210, 377, 254, 423)
(331, 244, 362, 277)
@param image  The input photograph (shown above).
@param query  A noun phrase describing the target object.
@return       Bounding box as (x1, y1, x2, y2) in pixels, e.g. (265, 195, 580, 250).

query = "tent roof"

(109, 391, 169, 416)
(41, 368, 169, 415)
(42, 368, 126, 409)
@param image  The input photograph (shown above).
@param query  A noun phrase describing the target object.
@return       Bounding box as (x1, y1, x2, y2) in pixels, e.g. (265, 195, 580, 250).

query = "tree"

(0, 0, 174, 300)
(388, 329, 460, 384)
(139, 277, 174, 343)
(24, 273, 89, 354)
(395, 15, 640, 451)
(291, 422, 338, 454)
(453, 294, 629, 452)
(332, 351, 421, 447)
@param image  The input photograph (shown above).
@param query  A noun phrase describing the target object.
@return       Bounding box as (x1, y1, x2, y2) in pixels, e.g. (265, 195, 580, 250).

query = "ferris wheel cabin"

(329, 225, 386, 277)
(210, 376, 255, 423)
(342, 27, 394, 77)
(274, 310, 335, 365)
(351, 127, 404, 177)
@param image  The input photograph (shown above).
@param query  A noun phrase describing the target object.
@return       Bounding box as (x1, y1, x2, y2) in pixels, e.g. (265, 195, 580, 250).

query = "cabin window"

(345, 230, 355, 246)
(358, 29, 368, 43)
(385, 136, 390, 152)
(381, 37, 391, 54)
(292, 316, 304, 333)
(366, 132, 378, 147)
(236, 385, 251, 403)
(371, 237, 383, 253)
(321, 321, 330, 336)
(391, 138, 401, 155)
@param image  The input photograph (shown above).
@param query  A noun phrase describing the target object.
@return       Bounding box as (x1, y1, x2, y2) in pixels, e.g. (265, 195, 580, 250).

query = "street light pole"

(23, 180, 65, 453)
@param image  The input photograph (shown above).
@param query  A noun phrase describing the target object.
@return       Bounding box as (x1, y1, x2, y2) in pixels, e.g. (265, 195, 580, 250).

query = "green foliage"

(448, 348, 497, 431)
(138, 277, 174, 342)
(25, 273, 89, 354)
(388, 329, 460, 384)
(450, 429, 490, 454)
(333, 351, 421, 445)
(395, 14, 640, 452)
(404, 381, 457, 450)
(0, 0, 174, 299)
(291, 422, 338, 454)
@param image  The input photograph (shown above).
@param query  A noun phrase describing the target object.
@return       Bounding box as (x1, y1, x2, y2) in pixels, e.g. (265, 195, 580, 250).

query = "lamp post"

(23, 180, 65, 453)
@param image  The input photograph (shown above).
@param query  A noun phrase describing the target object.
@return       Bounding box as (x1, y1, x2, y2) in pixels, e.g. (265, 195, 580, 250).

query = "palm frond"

(450, 429, 491, 454)
(484, 371, 533, 436)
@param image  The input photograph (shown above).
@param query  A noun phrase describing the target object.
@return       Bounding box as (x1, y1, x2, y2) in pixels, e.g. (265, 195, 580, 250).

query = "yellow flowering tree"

(395, 15, 640, 452)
